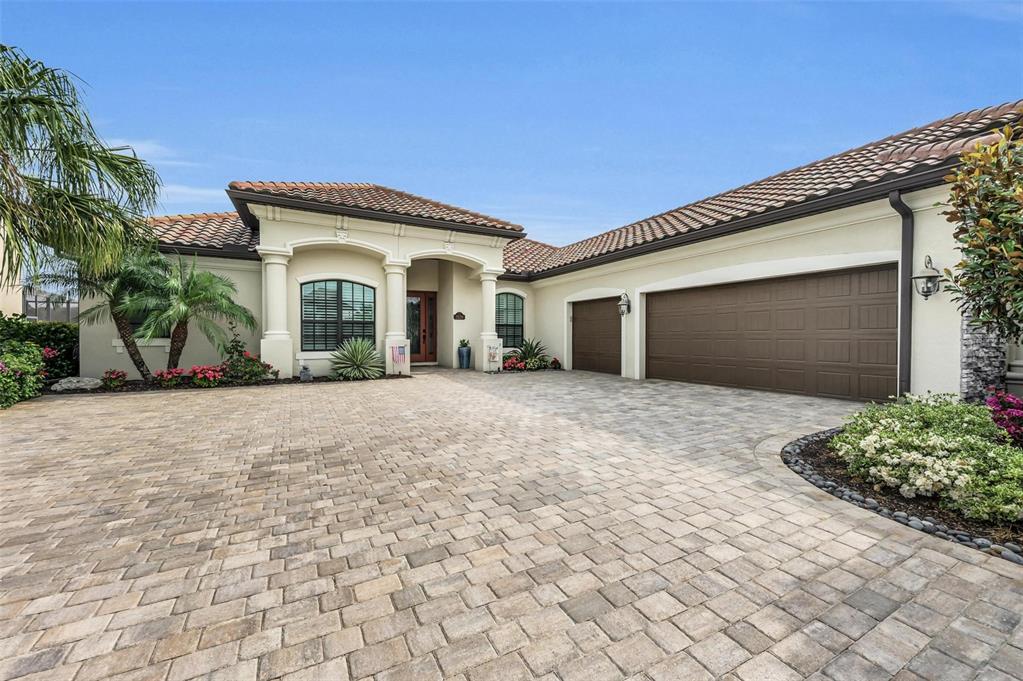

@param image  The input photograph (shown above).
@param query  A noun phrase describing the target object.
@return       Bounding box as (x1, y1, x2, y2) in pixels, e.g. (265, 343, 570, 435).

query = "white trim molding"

(112, 338, 170, 354)
(285, 237, 395, 263)
(406, 248, 491, 270)
(295, 272, 382, 288)
(495, 287, 527, 298)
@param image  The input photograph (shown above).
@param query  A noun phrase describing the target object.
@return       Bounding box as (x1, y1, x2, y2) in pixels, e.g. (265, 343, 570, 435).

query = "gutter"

(888, 190, 914, 396)
(158, 244, 260, 262)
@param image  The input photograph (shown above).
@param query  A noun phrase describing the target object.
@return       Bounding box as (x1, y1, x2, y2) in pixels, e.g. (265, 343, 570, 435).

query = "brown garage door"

(572, 297, 621, 374)
(646, 265, 898, 400)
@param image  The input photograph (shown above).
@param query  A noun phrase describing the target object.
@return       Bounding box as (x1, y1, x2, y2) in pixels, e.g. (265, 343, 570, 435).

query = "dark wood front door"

(407, 291, 437, 363)
(572, 297, 622, 374)
(645, 264, 898, 400)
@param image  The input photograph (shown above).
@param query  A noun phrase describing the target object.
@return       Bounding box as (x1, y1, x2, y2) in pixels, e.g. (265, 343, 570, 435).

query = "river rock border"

(781, 428, 1023, 566)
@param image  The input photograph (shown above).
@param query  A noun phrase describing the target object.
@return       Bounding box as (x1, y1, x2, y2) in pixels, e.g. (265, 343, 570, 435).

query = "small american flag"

(391, 345, 406, 367)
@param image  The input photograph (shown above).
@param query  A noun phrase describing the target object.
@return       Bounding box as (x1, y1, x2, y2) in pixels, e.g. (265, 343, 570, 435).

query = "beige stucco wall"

(0, 237, 23, 316)
(527, 185, 963, 395)
(77, 185, 964, 392)
(250, 203, 515, 376)
(79, 256, 263, 379)
(0, 283, 20, 317)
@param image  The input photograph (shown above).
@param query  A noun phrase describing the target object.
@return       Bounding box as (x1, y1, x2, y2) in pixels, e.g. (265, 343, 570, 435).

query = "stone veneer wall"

(960, 314, 1006, 401)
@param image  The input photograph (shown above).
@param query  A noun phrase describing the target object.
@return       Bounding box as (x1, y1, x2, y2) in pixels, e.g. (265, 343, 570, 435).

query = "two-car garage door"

(644, 265, 898, 401)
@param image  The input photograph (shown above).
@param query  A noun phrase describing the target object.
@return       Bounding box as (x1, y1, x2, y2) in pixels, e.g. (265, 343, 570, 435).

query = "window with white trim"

(496, 292, 524, 349)
(300, 280, 376, 351)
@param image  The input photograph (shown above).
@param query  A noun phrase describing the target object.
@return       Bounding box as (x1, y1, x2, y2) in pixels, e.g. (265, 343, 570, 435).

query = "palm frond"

(0, 45, 160, 284)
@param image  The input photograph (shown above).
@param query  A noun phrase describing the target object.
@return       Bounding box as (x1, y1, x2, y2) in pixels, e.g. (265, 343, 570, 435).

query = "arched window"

(301, 280, 376, 351)
(496, 292, 524, 349)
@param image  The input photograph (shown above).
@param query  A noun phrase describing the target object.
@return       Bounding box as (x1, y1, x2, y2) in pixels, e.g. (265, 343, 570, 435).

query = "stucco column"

(384, 263, 411, 376)
(259, 252, 293, 378)
(477, 272, 502, 372)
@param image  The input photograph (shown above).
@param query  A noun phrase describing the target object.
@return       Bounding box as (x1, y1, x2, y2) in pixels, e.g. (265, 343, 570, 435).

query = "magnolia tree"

(943, 121, 1023, 344)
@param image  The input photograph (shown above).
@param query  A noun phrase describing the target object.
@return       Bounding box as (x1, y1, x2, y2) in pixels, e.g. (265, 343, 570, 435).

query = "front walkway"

(0, 371, 1019, 681)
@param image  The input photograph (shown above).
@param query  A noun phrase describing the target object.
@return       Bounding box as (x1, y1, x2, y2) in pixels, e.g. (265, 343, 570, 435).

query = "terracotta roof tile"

(229, 181, 523, 233)
(502, 238, 560, 275)
(516, 100, 1022, 274)
(150, 212, 256, 254)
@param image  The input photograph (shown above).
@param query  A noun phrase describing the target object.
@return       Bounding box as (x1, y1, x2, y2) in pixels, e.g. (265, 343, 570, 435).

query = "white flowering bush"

(831, 393, 1023, 522)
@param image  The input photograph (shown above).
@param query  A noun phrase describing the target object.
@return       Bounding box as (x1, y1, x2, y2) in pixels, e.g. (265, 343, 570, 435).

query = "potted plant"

(458, 339, 471, 369)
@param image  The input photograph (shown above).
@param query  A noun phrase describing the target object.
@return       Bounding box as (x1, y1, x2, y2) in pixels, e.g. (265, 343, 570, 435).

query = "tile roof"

(150, 101, 1021, 277)
(513, 100, 1023, 274)
(229, 181, 523, 233)
(150, 212, 256, 255)
(502, 238, 561, 275)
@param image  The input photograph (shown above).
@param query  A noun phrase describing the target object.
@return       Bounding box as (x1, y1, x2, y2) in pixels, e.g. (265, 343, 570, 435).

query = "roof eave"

(226, 189, 526, 240)
(521, 161, 955, 281)
(158, 243, 260, 261)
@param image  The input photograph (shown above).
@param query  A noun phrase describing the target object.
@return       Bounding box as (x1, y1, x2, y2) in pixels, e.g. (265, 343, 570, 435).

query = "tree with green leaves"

(32, 248, 167, 381)
(124, 256, 257, 370)
(0, 44, 159, 283)
(943, 121, 1023, 344)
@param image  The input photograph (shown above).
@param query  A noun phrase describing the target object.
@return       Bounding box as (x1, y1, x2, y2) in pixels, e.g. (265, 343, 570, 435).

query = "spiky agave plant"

(329, 338, 384, 381)
(511, 337, 549, 366)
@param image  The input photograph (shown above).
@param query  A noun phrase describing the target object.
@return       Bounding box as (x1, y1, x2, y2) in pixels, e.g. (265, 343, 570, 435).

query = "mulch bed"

(798, 434, 1023, 547)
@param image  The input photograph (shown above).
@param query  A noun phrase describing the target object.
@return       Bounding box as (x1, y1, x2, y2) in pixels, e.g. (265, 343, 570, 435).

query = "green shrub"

(831, 393, 1023, 522)
(329, 338, 384, 381)
(219, 326, 278, 384)
(0, 312, 78, 380)
(101, 369, 127, 389)
(510, 337, 549, 365)
(0, 341, 45, 409)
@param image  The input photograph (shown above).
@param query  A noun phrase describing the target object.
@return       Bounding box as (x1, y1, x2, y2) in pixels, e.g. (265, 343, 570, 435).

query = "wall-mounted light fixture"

(911, 255, 942, 300)
(617, 293, 631, 316)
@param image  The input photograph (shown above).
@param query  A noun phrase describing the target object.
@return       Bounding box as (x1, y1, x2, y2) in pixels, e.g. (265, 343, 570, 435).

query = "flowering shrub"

(154, 368, 185, 388)
(221, 350, 278, 385)
(549, 357, 562, 370)
(0, 341, 44, 409)
(101, 369, 128, 390)
(987, 390, 1023, 447)
(503, 356, 526, 372)
(189, 365, 224, 388)
(219, 327, 278, 384)
(832, 393, 1023, 521)
(0, 313, 78, 379)
(525, 357, 549, 371)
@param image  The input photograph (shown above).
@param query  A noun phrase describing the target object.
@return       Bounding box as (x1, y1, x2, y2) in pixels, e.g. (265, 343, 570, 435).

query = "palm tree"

(31, 248, 167, 381)
(125, 256, 257, 369)
(0, 44, 159, 284)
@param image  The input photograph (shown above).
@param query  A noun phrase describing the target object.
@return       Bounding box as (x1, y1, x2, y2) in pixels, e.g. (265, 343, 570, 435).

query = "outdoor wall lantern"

(617, 293, 631, 316)
(911, 255, 942, 300)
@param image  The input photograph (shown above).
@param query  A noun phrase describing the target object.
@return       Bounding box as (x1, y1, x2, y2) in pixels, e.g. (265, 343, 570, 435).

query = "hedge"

(0, 313, 78, 380)
(0, 341, 45, 409)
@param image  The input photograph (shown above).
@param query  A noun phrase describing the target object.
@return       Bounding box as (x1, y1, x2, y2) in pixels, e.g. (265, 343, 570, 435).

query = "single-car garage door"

(646, 265, 897, 400)
(572, 297, 621, 374)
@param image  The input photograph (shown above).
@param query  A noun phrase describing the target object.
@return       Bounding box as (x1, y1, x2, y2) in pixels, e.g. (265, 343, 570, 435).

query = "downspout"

(889, 190, 914, 396)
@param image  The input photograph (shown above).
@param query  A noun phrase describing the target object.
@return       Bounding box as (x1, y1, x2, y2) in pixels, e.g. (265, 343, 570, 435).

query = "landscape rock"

(51, 377, 103, 392)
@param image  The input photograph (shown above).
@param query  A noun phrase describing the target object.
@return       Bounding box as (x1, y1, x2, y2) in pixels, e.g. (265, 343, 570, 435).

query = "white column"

(259, 252, 293, 378)
(384, 263, 411, 376)
(478, 272, 502, 372)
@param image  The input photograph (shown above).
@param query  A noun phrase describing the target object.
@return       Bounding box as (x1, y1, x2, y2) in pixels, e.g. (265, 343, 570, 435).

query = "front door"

(406, 291, 437, 362)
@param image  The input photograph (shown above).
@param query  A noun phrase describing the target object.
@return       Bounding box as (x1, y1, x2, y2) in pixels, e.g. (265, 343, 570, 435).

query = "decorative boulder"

(51, 377, 103, 392)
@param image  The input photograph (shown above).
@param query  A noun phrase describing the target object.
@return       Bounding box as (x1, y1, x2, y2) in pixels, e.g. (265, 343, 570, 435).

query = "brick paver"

(0, 370, 1020, 680)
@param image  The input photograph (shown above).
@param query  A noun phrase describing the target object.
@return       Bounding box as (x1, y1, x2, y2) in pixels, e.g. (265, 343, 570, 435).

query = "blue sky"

(3, 2, 1021, 246)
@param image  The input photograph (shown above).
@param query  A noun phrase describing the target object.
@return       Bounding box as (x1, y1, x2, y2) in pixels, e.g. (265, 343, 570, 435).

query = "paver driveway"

(0, 370, 1020, 681)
